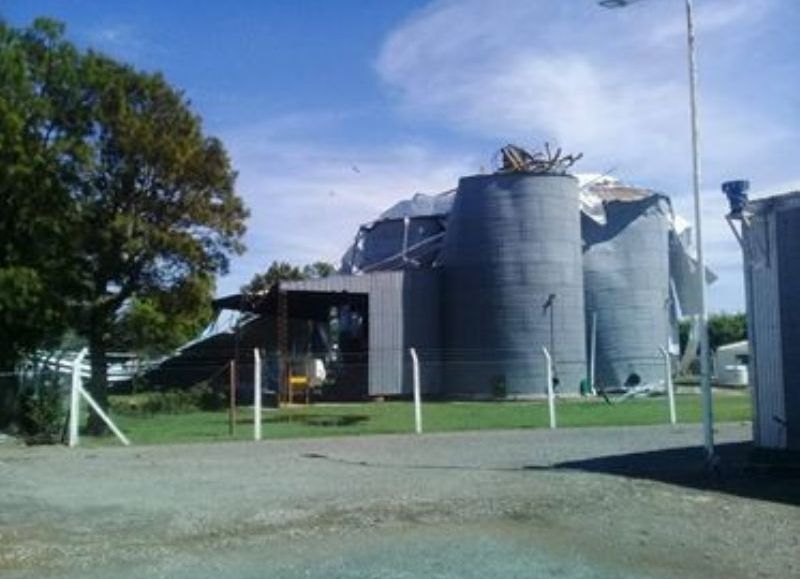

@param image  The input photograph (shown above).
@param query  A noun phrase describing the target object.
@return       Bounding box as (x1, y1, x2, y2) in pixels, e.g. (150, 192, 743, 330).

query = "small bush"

(18, 379, 64, 445)
(109, 382, 226, 415)
(110, 390, 195, 415)
(0, 376, 19, 430)
(491, 375, 507, 399)
(194, 382, 227, 411)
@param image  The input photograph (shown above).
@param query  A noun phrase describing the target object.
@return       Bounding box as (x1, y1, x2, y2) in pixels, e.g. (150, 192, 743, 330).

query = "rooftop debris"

(494, 143, 583, 175)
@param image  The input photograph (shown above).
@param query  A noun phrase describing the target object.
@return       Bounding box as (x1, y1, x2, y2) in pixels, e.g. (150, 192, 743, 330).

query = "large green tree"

(74, 52, 247, 431)
(242, 260, 335, 294)
(1, 19, 249, 433)
(0, 19, 87, 370)
(113, 274, 215, 357)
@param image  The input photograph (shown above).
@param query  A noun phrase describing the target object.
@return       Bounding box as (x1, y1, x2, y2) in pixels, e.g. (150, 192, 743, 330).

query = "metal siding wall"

(582, 197, 671, 388)
(441, 174, 586, 396)
(281, 273, 406, 397)
(743, 211, 786, 449)
(368, 272, 404, 396)
(776, 206, 800, 450)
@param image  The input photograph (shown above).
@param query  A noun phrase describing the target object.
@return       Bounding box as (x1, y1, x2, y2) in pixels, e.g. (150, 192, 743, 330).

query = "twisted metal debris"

(494, 143, 583, 175)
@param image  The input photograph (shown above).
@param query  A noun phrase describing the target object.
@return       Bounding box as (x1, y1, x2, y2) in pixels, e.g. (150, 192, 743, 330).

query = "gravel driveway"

(1, 423, 797, 578)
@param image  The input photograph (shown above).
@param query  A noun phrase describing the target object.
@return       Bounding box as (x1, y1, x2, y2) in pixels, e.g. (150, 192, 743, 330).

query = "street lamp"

(599, 0, 715, 465)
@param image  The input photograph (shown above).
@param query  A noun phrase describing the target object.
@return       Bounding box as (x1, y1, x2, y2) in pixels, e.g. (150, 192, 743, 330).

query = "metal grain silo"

(441, 173, 586, 396)
(582, 195, 672, 390)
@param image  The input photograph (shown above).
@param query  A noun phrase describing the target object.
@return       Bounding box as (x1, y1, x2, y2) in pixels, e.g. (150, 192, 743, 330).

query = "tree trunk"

(86, 322, 110, 436)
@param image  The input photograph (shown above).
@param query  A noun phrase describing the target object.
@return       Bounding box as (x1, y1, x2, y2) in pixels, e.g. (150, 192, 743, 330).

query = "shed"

(280, 271, 442, 397)
(735, 190, 800, 455)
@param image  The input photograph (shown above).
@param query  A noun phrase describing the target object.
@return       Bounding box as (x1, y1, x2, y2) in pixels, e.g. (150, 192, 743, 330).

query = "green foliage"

(109, 382, 226, 415)
(303, 261, 336, 279)
(0, 375, 19, 429)
(0, 18, 249, 422)
(708, 312, 747, 351)
(679, 312, 747, 356)
(0, 19, 87, 367)
(490, 375, 507, 399)
(18, 378, 64, 445)
(114, 274, 214, 356)
(243, 260, 335, 294)
(243, 261, 304, 294)
(0, 268, 64, 367)
(110, 390, 199, 415)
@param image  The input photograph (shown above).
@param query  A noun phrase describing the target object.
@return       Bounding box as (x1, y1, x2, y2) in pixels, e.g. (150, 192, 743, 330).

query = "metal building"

(441, 173, 586, 396)
(147, 147, 708, 403)
(728, 187, 800, 454)
(281, 271, 442, 397)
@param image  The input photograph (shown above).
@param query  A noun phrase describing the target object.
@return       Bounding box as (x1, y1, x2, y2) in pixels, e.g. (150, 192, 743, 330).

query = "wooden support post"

(277, 289, 289, 404)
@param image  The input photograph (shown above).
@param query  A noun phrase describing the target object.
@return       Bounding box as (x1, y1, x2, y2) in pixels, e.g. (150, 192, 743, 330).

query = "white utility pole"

(599, 0, 714, 464)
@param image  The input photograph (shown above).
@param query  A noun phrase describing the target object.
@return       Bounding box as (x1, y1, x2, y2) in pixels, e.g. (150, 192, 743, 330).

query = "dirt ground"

(1, 423, 798, 578)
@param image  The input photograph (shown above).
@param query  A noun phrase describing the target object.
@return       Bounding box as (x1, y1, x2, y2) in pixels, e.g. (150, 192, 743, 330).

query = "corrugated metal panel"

(283, 273, 403, 396)
(743, 201, 787, 449)
(282, 272, 442, 397)
(582, 196, 671, 388)
(776, 205, 800, 450)
(441, 173, 586, 396)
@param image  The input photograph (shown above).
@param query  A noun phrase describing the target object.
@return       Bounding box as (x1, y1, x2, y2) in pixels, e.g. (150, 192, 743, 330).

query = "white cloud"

(377, 0, 786, 179)
(375, 0, 796, 312)
(646, 0, 775, 47)
(84, 24, 162, 60)
(215, 117, 478, 294)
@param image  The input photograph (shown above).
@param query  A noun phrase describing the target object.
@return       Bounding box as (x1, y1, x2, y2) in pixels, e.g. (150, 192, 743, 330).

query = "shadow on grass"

(237, 414, 370, 428)
(535, 442, 800, 507)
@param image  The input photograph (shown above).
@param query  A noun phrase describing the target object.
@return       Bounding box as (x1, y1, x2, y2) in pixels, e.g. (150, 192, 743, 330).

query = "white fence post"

(78, 386, 130, 446)
(67, 347, 130, 447)
(68, 348, 88, 448)
(542, 347, 556, 429)
(253, 348, 262, 441)
(409, 348, 422, 434)
(589, 311, 597, 395)
(660, 347, 677, 425)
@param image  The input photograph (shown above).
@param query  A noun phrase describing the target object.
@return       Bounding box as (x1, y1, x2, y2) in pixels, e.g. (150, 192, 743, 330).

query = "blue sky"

(4, 0, 799, 312)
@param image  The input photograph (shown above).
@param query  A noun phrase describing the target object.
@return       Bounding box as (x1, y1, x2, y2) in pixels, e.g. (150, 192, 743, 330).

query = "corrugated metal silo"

(441, 173, 586, 396)
(582, 195, 672, 389)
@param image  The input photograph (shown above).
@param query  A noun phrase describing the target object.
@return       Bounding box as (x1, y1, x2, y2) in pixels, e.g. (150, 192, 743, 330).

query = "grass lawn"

(97, 391, 752, 446)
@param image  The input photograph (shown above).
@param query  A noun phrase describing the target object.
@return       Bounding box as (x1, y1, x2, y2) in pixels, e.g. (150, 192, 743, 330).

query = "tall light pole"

(599, 0, 715, 465)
